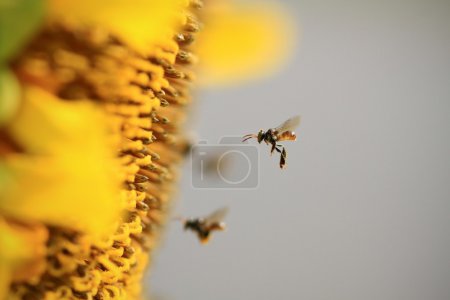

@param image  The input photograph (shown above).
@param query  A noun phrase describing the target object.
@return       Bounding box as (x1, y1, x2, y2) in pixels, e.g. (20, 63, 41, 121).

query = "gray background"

(148, 0, 450, 299)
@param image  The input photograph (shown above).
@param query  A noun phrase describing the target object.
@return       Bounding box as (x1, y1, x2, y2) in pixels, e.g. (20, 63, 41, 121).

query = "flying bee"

(180, 207, 229, 244)
(243, 115, 300, 169)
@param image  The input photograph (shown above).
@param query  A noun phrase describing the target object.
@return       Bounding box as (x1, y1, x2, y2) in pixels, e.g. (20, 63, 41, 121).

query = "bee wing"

(204, 206, 229, 227)
(274, 115, 301, 133)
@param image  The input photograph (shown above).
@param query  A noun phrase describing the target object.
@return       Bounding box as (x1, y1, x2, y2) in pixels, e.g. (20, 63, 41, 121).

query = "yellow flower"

(0, 0, 295, 298)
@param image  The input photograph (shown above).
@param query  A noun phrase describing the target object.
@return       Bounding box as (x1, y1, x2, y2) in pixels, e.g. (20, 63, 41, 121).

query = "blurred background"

(148, 0, 450, 299)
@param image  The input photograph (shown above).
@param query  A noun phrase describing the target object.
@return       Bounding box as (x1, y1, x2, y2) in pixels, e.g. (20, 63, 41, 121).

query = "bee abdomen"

(278, 131, 297, 141)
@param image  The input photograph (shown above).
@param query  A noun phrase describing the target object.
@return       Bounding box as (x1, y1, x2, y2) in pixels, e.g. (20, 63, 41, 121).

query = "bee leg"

(279, 156, 286, 169)
(279, 146, 287, 169)
(270, 142, 277, 155)
(272, 145, 282, 166)
(273, 145, 282, 154)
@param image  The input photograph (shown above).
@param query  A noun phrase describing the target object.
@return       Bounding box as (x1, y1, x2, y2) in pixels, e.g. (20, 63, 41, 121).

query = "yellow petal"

(0, 219, 26, 295)
(0, 86, 123, 237)
(46, 0, 186, 55)
(196, 1, 297, 87)
(7, 86, 114, 155)
(0, 218, 47, 297)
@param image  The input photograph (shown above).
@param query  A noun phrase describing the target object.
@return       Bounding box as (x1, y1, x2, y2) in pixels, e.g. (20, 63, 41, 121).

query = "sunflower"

(0, 0, 294, 299)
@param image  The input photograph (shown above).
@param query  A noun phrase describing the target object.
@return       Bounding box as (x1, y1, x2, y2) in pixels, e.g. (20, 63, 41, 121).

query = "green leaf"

(0, 67, 20, 127)
(0, 0, 44, 63)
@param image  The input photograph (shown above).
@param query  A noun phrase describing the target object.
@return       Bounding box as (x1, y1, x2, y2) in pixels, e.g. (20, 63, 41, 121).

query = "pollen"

(6, 1, 202, 299)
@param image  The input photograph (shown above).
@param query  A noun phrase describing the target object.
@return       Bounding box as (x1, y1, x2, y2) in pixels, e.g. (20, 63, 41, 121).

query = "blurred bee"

(180, 207, 229, 244)
(243, 115, 300, 169)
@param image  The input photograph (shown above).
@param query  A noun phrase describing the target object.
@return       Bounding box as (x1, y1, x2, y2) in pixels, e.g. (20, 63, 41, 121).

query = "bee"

(243, 115, 300, 169)
(181, 207, 229, 244)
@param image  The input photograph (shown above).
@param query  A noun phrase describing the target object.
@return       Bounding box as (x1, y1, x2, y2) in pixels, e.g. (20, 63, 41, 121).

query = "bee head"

(257, 130, 265, 143)
(184, 219, 199, 231)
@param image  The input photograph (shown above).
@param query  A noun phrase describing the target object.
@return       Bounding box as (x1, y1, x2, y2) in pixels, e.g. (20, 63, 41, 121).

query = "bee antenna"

(242, 134, 257, 142)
